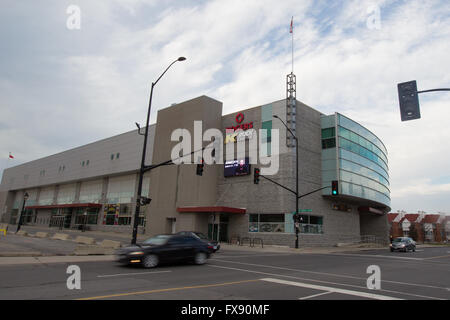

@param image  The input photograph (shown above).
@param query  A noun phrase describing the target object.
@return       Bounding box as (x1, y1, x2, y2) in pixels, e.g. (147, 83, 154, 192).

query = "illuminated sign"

(224, 158, 251, 177)
(225, 113, 254, 144)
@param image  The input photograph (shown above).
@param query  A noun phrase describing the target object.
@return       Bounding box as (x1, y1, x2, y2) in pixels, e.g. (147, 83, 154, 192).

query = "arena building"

(0, 95, 391, 247)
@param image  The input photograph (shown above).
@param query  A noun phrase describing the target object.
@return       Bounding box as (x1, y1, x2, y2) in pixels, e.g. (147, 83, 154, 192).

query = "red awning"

(177, 206, 246, 214)
(25, 203, 102, 210)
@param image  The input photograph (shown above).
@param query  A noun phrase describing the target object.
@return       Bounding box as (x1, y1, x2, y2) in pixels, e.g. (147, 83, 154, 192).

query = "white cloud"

(1, 0, 449, 213)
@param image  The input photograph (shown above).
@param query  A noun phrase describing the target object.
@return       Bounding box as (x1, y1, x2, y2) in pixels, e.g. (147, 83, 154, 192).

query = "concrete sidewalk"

(17, 225, 147, 244)
(0, 255, 116, 266)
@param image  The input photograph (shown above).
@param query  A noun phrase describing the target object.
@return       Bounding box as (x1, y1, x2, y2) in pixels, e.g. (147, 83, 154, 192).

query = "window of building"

(118, 204, 132, 225)
(249, 214, 286, 233)
(74, 208, 99, 225)
(322, 138, 336, 149)
(321, 127, 336, 139)
(248, 214, 324, 234)
(297, 214, 324, 234)
(110, 154, 114, 160)
(22, 209, 34, 224)
(321, 127, 336, 150)
(116, 153, 120, 159)
(118, 217, 131, 225)
(104, 205, 117, 225)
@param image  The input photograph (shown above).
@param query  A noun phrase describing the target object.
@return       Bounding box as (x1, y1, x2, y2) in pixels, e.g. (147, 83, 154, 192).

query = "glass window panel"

(321, 127, 335, 139)
(261, 104, 273, 122)
(322, 138, 336, 149)
(338, 114, 388, 155)
(310, 216, 323, 225)
(339, 137, 388, 173)
(260, 214, 284, 223)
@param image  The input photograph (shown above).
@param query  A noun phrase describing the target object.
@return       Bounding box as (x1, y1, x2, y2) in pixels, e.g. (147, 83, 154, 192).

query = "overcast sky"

(1, 0, 449, 214)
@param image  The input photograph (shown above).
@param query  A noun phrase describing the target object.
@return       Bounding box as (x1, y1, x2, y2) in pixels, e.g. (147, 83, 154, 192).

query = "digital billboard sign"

(224, 158, 251, 177)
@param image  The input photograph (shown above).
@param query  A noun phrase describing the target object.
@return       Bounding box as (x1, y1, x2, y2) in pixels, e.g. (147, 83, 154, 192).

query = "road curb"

(0, 251, 43, 257)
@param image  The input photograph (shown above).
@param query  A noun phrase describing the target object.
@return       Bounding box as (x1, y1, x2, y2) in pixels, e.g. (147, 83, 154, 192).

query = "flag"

(9, 152, 14, 159)
(290, 17, 293, 33)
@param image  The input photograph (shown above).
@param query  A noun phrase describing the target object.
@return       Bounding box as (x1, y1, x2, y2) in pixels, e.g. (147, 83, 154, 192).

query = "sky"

(0, 0, 449, 214)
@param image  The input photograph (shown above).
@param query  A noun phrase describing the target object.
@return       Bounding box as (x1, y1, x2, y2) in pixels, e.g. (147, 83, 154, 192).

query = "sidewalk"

(18, 225, 147, 244)
(0, 255, 116, 266)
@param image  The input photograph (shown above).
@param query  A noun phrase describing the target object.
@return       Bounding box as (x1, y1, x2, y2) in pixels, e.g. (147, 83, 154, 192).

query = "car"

(390, 237, 416, 252)
(115, 234, 211, 268)
(176, 231, 220, 252)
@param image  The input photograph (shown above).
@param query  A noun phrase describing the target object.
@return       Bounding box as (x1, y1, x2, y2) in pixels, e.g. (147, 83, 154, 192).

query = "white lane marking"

(210, 258, 448, 291)
(97, 271, 172, 278)
(208, 264, 445, 300)
(299, 291, 333, 300)
(262, 278, 401, 300)
(330, 253, 424, 261)
(216, 254, 294, 259)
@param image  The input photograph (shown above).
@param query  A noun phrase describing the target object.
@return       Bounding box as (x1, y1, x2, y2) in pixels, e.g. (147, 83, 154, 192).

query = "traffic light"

(331, 180, 339, 196)
(139, 197, 152, 206)
(254, 168, 260, 184)
(196, 158, 204, 176)
(398, 80, 421, 121)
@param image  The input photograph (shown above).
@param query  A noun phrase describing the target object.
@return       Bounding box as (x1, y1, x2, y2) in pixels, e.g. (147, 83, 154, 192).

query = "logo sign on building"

(224, 158, 251, 177)
(225, 113, 254, 144)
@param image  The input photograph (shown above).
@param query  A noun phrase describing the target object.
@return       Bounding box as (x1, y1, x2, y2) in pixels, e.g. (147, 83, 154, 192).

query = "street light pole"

(131, 57, 186, 245)
(273, 115, 299, 249)
(16, 192, 29, 233)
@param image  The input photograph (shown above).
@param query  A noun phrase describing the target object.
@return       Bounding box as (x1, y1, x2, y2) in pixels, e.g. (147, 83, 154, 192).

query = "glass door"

(208, 223, 219, 241)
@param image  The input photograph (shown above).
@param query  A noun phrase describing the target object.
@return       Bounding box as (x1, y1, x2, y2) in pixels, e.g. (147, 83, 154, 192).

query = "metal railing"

(336, 234, 388, 246)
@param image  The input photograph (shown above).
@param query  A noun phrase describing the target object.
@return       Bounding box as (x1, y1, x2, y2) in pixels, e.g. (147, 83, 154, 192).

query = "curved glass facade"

(321, 113, 390, 209)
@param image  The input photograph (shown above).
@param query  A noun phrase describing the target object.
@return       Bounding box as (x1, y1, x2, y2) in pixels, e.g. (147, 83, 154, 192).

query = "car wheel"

(194, 252, 207, 265)
(142, 254, 159, 268)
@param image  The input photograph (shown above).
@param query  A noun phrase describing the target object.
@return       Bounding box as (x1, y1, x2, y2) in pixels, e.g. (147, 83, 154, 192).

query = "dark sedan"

(115, 234, 211, 268)
(390, 237, 416, 252)
(177, 231, 220, 252)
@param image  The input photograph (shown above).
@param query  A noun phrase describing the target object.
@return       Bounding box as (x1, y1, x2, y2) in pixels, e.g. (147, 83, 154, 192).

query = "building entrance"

(207, 214, 229, 242)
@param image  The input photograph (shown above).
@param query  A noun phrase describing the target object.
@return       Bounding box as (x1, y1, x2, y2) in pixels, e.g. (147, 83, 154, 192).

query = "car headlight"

(129, 251, 145, 255)
(399, 244, 405, 247)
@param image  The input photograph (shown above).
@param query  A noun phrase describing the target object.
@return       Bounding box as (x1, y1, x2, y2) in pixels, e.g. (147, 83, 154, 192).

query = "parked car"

(115, 234, 211, 268)
(177, 231, 220, 252)
(390, 237, 416, 252)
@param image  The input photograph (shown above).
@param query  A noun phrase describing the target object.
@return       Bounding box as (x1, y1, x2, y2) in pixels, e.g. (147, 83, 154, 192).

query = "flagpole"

(292, 16, 294, 73)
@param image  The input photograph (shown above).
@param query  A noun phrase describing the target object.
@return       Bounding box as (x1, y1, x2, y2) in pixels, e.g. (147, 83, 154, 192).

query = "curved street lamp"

(16, 192, 29, 233)
(273, 115, 299, 249)
(131, 57, 186, 245)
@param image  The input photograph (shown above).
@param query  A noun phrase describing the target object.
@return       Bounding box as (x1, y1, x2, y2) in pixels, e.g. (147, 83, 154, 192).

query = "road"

(0, 246, 449, 301)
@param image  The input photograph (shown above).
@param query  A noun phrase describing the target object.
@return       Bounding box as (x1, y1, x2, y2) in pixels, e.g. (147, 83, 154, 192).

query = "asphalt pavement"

(0, 245, 449, 300)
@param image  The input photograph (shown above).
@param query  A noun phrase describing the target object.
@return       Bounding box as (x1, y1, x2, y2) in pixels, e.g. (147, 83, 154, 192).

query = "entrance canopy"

(25, 203, 102, 210)
(177, 206, 246, 214)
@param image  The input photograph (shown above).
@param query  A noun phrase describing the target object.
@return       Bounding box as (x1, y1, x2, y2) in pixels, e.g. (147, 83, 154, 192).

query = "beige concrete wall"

(145, 96, 223, 236)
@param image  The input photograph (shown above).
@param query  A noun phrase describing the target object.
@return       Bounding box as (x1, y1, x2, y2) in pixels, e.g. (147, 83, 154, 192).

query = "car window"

(142, 235, 170, 245)
(184, 237, 201, 244)
(168, 236, 191, 244)
(194, 232, 208, 240)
